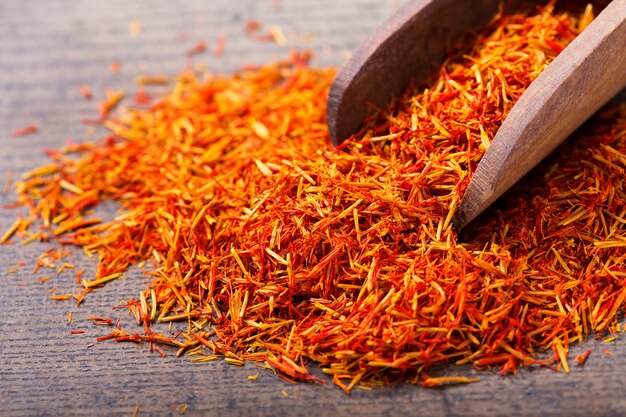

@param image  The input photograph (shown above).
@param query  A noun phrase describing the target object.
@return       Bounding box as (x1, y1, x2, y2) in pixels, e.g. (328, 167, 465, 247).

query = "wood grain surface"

(1, 1, 626, 416)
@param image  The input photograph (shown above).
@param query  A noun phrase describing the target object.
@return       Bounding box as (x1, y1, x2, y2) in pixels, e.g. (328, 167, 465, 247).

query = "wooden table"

(1, 1, 625, 416)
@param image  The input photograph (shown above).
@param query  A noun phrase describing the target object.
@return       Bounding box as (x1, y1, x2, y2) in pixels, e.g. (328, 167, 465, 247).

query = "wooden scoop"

(327, 0, 626, 228)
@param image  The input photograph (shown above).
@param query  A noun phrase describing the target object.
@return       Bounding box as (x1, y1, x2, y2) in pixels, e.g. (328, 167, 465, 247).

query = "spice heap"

(7, 3, 626, 391)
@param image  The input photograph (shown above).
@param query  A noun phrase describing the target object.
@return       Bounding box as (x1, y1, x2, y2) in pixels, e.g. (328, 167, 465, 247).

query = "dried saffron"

(78, 84, 93, 100)
(245, 20, 263, 32)
(135, 75, 170, 85)
(576, 348, 592, 366)
(6, 3, 626, 392)
(99, 89, 125, 118)
(11, 124, 38, 137)
(214, 35, 226, 58)
(110, 61, 121, 74)
(129, 19, 141, 37)
(186, 41, 207, 57)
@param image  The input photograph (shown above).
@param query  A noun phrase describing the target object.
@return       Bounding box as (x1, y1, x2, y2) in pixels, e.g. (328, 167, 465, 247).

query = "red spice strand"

(186, 41, 207, 57)
(134, 88, 153, 105)
(245, 20, 262, 31)
(110, 61, 121, 74)
(78, 84, 93, 100)
(99, 89, 125, 118)
(215, 35, 226, 58)
(12, 125, 38, 137)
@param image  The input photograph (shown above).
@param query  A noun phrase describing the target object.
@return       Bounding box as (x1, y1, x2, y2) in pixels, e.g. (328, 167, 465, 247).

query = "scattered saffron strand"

(129, 19, 141, 37)
(576, 348, 592, 366)
(99, 89, 125, 118)
(11, 124, 38, 137)
(245, 20, 262, 32)
(186, 41, 207, 57)
(8, 4, 626, 392)
(0, 218, 22, 243)
(419, 376, 481, 388)
(110, 61, 121, 74)
(2, 170, 13, 195)
(135, 75, 170, 85)
(78, 84, 93, 100)
(214, 35, 226, 58)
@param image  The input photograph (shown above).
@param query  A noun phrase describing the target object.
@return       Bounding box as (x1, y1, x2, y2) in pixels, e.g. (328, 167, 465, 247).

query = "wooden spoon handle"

(326, 0, 503, 145)
(455, 0, 626, 228)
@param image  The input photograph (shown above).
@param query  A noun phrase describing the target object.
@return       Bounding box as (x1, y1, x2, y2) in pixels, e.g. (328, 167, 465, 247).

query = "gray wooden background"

(1, 1, 625, 416)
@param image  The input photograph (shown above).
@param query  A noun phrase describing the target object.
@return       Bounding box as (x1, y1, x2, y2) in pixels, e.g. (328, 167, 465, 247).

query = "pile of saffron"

(5, 3, 626, 391)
